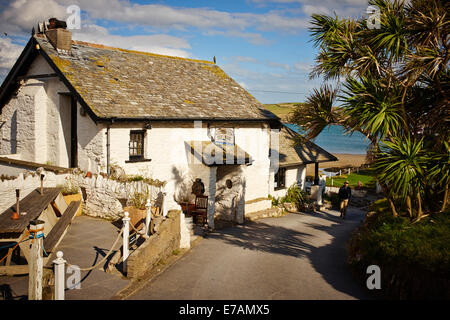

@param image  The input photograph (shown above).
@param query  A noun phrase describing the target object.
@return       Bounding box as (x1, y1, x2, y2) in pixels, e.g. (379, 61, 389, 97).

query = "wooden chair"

(192, 195, 208, 225)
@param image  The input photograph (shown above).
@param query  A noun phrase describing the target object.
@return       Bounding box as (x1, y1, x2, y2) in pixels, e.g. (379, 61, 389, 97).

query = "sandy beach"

(306, 153, 368, 176)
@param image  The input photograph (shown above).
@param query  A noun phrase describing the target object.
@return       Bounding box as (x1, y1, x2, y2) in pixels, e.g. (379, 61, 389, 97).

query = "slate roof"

(34, 36, 277, 121)
(278, 125, 338, 166)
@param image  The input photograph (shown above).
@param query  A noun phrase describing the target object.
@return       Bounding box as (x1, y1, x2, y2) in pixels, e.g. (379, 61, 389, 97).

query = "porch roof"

(278, 125, 338, 167)
(188, 141, 252, 166)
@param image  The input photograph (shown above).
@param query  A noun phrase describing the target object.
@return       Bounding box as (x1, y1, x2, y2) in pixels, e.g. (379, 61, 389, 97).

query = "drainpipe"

(106, 125, 111, 176)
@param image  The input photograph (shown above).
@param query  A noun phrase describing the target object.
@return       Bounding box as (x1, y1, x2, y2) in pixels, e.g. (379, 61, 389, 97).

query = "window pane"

(130, 131, 145, 158)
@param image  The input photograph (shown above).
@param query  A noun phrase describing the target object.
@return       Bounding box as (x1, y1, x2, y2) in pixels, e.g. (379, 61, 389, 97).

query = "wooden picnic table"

(0, 188, 62, 240)
(0, 187, 81, 275)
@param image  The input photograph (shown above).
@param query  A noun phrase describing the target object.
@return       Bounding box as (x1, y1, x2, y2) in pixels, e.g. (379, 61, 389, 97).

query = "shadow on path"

(207, 208, 371, 299)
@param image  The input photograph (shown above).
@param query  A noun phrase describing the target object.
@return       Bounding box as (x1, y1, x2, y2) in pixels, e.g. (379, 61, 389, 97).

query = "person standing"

(338, 181, 351, 219)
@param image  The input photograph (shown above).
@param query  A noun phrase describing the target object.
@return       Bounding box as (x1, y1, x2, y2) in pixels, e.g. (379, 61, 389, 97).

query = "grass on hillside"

(263, 103, 303, 121)
(325, 169, 376, 190)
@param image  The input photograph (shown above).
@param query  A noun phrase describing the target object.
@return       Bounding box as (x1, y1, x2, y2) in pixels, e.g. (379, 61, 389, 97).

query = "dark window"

(129, 130, 145, 160)
(274, 167, 286, 190)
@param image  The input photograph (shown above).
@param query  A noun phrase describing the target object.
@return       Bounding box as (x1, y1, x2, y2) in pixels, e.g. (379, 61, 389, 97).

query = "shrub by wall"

(348, 199, 450, 299)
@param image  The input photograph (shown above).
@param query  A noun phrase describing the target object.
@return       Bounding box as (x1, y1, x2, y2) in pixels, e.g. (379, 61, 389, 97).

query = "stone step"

(245, 207, 283, 222)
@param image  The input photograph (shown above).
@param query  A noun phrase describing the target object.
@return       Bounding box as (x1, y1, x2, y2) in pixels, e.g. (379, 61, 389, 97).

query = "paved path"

(129, 207, 371, 300)
(0, 216, 130, 300)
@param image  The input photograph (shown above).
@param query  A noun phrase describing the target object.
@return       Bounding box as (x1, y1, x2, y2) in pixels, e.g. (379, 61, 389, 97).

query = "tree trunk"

(379, 181, 398, 218)
(417, 191, 423, 219)
(406, 195, 413, 218)
(388, 198, 398, 218)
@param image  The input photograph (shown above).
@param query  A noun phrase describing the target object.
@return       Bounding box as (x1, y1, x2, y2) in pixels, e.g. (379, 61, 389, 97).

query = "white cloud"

(221, 58, 321, 103)
(293, 62, 312, 73)
(72, 24, 191, 58)
(59, 0, 309, 33)
(250, 0, 369, 18)
(0, 37, 24, 78)
(0, 0, 67, 34)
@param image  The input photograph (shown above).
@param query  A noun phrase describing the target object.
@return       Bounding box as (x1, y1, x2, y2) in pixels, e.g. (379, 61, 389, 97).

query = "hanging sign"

(214, 128, 235, 146)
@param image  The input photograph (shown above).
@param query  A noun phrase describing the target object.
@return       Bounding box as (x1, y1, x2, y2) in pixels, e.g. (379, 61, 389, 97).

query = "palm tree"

(292, 0, 449, 217)
(374, 136, 427, 220)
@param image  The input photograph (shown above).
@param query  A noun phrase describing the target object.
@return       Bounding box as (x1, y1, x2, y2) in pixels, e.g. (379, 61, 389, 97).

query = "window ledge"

(125, 158, 152, 163)
(274, 186, 286, 191)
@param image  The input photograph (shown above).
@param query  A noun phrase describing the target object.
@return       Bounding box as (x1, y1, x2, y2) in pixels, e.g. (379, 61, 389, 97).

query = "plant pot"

(180, 203, 195, 216)
(124, 206, 147, 231)
(283, 202, 298, 213)
(63, 193, 83, 216)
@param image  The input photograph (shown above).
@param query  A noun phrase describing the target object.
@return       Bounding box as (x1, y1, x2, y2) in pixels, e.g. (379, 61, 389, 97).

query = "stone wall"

(0, 170, 166, 221)
(126, 210, 181, 279)
(0, 171, 67, 210)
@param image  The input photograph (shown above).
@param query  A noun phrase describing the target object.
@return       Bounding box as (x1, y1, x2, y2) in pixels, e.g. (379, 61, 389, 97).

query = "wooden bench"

(44, 200, 80, 254)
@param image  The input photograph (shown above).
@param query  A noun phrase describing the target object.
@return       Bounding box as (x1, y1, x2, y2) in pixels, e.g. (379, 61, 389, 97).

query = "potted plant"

(124, 188, 150, 231)
(60, 176, 83, 216)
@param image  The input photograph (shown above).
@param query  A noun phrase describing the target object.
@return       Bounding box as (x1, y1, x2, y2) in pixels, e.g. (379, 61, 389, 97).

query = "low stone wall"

(245, 206, 284, 221)
(325, 186, 368, 198)
(0, 170, 165, 221)
(126, 210, 181, 279)
(245, 198, 272, 214)
(70, 174, 164, 220)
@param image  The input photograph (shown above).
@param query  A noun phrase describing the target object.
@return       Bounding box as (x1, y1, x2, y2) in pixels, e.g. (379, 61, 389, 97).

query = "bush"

(128, 188, 151, 209)
(323, 192, 339, 209)
(268, 194, 279, 207)
(282, 184, 310, 211)
(348, 199, 450, 299)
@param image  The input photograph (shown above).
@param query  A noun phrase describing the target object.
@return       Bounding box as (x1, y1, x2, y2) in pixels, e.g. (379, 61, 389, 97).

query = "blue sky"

(0, 0, 369, 103)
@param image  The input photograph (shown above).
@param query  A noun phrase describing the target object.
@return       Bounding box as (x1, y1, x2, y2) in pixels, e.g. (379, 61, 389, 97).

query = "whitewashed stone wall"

(0, 81, 41, 160)
(68, 173, 166, 220)
(0, 171, 67, 210)
(77, 107, 105, 174)
(215, 165, 245, 223)
(0, 171, 166, 221)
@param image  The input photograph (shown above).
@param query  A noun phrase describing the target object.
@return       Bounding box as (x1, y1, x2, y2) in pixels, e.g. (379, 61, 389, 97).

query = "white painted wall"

(269, 165, 307, 199)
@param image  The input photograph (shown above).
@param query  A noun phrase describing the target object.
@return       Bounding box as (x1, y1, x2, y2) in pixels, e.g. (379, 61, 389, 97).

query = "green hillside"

(263, 103, 304, 122)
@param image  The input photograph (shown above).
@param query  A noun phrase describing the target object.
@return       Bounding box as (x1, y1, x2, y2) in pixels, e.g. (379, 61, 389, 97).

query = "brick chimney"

(44, 18, 72, 52)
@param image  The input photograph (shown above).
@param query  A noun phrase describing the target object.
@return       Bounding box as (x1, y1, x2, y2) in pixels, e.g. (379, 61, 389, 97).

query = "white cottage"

(0, 23, 336, 228)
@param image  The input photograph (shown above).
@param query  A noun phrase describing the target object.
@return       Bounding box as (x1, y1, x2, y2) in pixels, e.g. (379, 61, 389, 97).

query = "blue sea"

(284, 124, 369, 154)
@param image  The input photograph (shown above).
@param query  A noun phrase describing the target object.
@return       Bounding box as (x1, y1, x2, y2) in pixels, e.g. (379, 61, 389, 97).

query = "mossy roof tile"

(36, 36, 275, 121)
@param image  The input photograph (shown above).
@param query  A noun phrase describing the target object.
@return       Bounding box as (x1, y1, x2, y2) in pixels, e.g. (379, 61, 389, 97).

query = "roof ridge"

(71, 39, 214, 64)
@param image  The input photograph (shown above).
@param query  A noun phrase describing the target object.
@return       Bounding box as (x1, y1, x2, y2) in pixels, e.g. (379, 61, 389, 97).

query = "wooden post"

(145, 199, 151, 238)
(40, 174, 45, 195)
(16, 189, 20, 214)
(28, 219, 45, 300)
(53, 251, 66, 300)
(122, 211, 130, 274)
